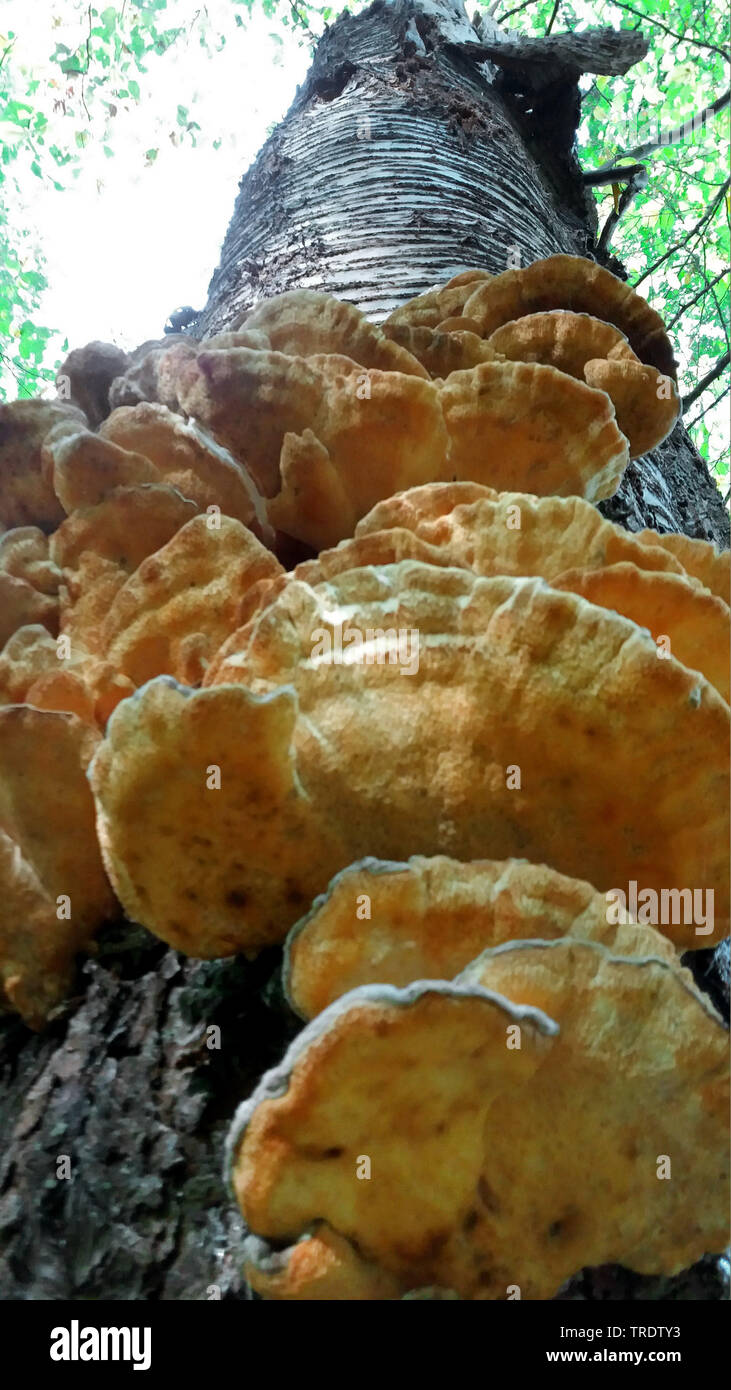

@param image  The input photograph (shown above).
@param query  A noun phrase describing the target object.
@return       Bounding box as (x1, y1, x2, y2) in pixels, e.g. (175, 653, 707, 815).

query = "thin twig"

(605, 0, 730, 64)
(666, 267, 729, 330)
(686, 382, 730, 431)
(633, 177, 730, 288)
(587, 88, 730, 177)
(545, 1, 561, 36)
(494, 0, 539, 23)
(596, 166, 648, 253)
(289, 1, 318, 44)
(79, 2, 92, 122)
(682, 351, 730, 410)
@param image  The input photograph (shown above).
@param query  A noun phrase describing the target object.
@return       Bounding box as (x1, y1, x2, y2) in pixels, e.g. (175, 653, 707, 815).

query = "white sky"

(2, 0, 312, 354)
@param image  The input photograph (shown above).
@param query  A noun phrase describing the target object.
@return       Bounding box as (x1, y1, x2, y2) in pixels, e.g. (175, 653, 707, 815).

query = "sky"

(2, 0, 312, 355)
(1, 0, 727, 472)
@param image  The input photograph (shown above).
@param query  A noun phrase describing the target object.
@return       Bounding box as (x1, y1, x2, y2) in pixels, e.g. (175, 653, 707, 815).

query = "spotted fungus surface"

(90, 561, 728, 955)
(228, 940, 728, 1300)
(0, 706, 115, 1028)
(284, 855, 681, 1020)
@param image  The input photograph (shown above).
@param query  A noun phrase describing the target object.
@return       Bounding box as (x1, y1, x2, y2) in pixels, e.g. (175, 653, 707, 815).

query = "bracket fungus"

(480, 312, 680, 457)
(235, 289, 429, 378)
(484, 309, 639, 374)
(635, 527, 730, 604)
(0, 573, 58, 649)
(227, 977, 558, 1300)
(51, 484, 198, 659)
(284, 855, 681, 1021)
(0, 254, 727, 1305)
(553, 562, 730, 704)
(99, 403, 265, 533)
(33, 262, 685, 559)
(383, 269, 492, 330)
(106, 336, 199, 415)
(100, 514, 283, 687)
(582, 357, 680, 458)
(44, 426, 163, 514)
(90, 560, 728, 956)
(173, 345, 447, 548)
(56, 340, 131, 428)
(0, 706, 115, 1028)
(0, 625, 134, 727)
(0, 399, 86, 530)
(227, 940, 728, 1300)
(461, 254, 677, 377)
(380, 323, 498, 378)
(357, 484, 688, 580)
(439, 361, 628, 499)
(0, 525, 63, 595)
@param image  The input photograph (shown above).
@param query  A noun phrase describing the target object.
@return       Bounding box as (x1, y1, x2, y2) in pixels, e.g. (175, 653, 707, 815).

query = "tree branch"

(445, 27, 649, 88)
(682, 351, 730, 411)
(545, 1, 561, 37)
(587, 89, 730, 177)
(686, 382, 729, 433)
(583, 161, 645, 185)
(493, 0, 540, 22)
(666, 267, 729, 330)
(605, 0, 731, 64)
(633, 177, 730, 288)
(596, 165, 648, 253)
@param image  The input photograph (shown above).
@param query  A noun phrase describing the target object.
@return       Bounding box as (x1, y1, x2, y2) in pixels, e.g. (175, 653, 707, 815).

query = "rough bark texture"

(1, 0, 728, 1302)
(194, 0, 597, 333)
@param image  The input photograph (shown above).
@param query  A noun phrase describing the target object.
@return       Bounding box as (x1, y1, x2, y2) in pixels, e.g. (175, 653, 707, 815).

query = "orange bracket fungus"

(100, 514, 283, 687)
(284, 855, 681, 1021)
(227, 940, 727, 1300)
(460, 254, 677, 377)
(635, 527, 730, 603)
(0, 253, 726, 1307)
(0, 400, 87, 530)
(173, 345, 448, 549)
(355, 483, 691, 578)
(56, 340, 131, 428)
(0, 624, 134, 728)
(90, 561, 728, 956)
(227, 977, 559, 1300)
(235, 288, 429, 377)
(439, 361, 629, 499)
(0, 706, 115, 1028)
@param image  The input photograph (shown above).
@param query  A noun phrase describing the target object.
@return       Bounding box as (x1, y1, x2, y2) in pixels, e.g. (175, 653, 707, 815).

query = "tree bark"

(1, 0, 728, 1302)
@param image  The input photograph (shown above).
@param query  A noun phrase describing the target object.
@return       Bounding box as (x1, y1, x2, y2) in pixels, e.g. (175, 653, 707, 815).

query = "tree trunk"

(1, 0, 728, 1302)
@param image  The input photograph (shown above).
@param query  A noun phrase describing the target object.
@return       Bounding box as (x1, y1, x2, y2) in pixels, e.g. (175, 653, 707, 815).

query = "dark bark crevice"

(0, 929, 299, 1300)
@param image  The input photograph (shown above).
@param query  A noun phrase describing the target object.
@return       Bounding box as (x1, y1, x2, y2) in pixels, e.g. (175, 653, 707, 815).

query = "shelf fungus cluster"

(0, 256, 728, 1299)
